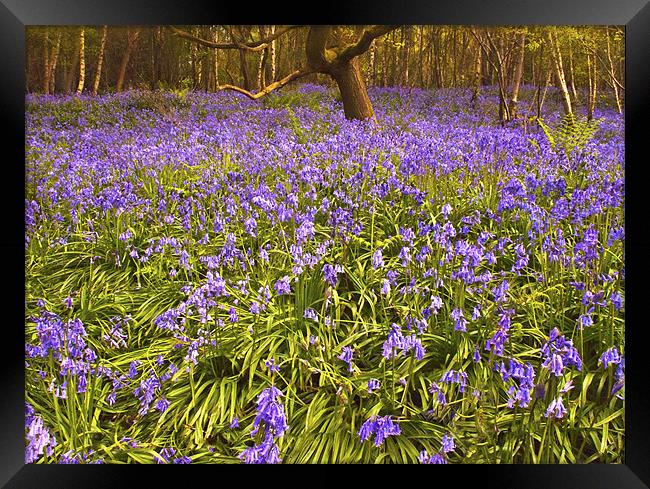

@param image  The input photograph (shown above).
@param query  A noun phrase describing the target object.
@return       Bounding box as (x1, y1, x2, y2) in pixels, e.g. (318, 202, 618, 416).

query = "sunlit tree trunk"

(568, 40, 578, 103)
(606, 28, 622, 114)
(92, 26, 108, 95)
(587, 52, 597, 120)
(76, 27, 85, 95)
(257, 26, 268, 90)
(547, 29, 573, 118)
(269, 25, 276, 82)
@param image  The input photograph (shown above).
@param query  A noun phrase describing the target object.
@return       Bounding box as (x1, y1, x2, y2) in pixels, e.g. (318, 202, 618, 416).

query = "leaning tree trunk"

(116, 28, 140, 92)
(331, 58, 375, 120)
(508, 32, 526, 119)
(92, 25, 108, 95)
(605, 28, 623, 114)
(547, 30, 573, 119)
(48, 32, 61, 93)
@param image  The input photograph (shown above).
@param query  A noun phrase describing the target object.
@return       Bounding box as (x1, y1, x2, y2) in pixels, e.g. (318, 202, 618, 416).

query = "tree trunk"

(64, 37, 80, 94)
(547, 30, 573, 118)
(331, 58, 375, 120)
(539, 69, 552, 117)
(508, 32, 526, 119)
(213, 27, 220, 89)
(76, 27, 85, 95)
(49, 32, 61, 93)
(402, 27, 410, 86)
(42, 31, 50, 94)
(471, 46, 482, 106)
(257, 26, 268, 90)
(568, 40, 578, 103)
(606, 28, 622, 114)
(269, 25, 276, 82)
(116, 28, 140, 92)
(587, 52, 597, 121)
(92, 25, 108, 95)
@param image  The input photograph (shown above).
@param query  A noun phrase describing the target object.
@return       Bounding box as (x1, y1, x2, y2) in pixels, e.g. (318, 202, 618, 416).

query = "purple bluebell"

(367, 378, 381, 393)
(303, 308, 318, 322)
(358, 415, 401, 447)
(338, 346, 354, 372)
(274, 276, 291, 295)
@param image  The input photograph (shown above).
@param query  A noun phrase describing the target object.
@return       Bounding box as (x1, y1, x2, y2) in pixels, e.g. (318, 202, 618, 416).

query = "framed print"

(3, 0, 650, 487)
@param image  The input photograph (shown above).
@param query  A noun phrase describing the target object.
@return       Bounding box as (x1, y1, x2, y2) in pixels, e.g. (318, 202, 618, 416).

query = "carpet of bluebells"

(25, 84, 624, 464)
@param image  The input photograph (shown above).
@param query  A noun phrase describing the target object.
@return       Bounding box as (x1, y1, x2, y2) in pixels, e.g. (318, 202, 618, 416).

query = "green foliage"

(262, 88, 330, 111)
(538, 114, 603, 157)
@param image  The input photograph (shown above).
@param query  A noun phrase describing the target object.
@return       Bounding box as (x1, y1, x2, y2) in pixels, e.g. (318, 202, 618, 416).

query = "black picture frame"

(3, 0, 649, 487)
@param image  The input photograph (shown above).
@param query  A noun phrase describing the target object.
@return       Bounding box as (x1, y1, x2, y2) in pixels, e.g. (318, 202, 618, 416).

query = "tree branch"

(215, 67, 315, 100)
(169, 25, 302, 52)
(582, 43, 625, 92)
(336, 25, 399, 62)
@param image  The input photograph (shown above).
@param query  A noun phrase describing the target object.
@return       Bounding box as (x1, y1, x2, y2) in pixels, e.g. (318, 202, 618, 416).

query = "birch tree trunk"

(92, 25, 108, 95)
(587, 52, 597, 120)
(606, 28, 622, 114)
(76, 27, 86, 95)
(547, 29, 573, 118)
(269, 25, 276, 82)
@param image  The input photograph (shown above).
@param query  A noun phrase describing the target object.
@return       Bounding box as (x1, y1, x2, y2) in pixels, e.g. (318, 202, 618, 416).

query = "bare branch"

(216, 67, 315, 100)
(169, 25, 303, 52)
(336, 25, 400, 62)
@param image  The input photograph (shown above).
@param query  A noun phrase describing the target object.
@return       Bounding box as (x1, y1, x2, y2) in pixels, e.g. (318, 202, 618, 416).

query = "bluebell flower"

(25, 413, 57, 463)
(323, 263, 343, 287)
(303, 308, 318, 322)
(473, 346, 481, 363)
(380, 279, 391, 295)
(544, 396, 567, 419)
(451, 308, 468, 332)
(358, 415, 401, 447)
(229, 307, 238, 323)
(372, 249, 384, 269)
(441, 434, 455, 453)
(599, 347, 621, 368)
(241, 386, 288, 464)
(541, 328, 582, 376)
(338, 346, 354, 372)
(367, 378, 381, 393)
(155, 398, 170, 413)
(609, 291, 623, 310)
(265, 358, 280, 373)
(274, 276, 291, 295)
